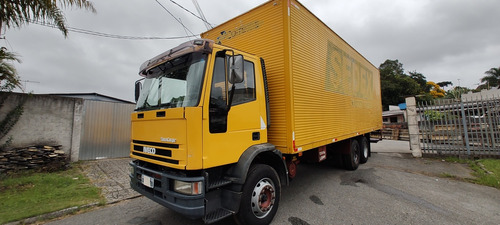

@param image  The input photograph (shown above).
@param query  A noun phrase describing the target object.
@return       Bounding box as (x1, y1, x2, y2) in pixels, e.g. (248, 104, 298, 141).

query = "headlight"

(173, 180, 203, 195)
(129, 165, 135, 176)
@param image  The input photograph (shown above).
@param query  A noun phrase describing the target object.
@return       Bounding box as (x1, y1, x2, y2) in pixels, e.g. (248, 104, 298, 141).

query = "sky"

(3, 0, 500, 102)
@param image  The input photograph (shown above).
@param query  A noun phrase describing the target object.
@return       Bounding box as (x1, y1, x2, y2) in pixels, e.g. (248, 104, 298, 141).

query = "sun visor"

(139, 39, 214, 76)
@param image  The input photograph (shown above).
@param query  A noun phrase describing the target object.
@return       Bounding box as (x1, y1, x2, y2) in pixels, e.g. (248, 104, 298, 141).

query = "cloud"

(3, 0, 500, 100)
(303, 0, 500, 88)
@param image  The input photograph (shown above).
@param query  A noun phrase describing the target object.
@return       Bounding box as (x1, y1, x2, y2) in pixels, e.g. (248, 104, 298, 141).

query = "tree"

(0, 47, 21, 92)
(0, 0, 95, 150)
(479, 67, 500, 89)
(379, 59, 404, 78)
(437, 81, 453, 88)
(0, 0, 96, 89)
(0, 48, 23, 149)
(409, 71, 429, 92)
(427, 81, 445, 98)
(0, 0, 96, 37)
(445, 86, 471, 100)
(379, 59, 421, 110)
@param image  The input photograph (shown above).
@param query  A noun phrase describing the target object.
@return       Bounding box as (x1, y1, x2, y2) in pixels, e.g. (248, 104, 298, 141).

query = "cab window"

(209, 55, 256, 133)
(231, 61, 256, 105)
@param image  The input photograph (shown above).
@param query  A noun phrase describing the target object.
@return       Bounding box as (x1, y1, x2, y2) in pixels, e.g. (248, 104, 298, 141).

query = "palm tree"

(0, 0, 96, 37)
(0, 1, 96, 149)
(0, 47, 21, 92)
(480, 67, 500, 89)
(0, 47, 23, 147)
(0, 0, 95, 90)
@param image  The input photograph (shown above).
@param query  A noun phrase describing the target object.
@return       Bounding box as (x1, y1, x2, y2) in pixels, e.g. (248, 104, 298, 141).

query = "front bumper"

(129, 161, 205, 219)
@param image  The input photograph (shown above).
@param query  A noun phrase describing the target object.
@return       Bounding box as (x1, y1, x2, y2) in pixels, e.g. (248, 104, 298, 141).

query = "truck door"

(203, 52, 262, 168)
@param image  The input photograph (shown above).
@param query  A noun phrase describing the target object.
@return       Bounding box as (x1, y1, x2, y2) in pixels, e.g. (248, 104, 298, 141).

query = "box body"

(202, 0, 382, 154)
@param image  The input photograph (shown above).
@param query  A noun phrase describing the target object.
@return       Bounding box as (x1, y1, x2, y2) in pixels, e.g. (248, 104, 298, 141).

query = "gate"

(417, 97, 500, 157)
(79, 100, 135, 160)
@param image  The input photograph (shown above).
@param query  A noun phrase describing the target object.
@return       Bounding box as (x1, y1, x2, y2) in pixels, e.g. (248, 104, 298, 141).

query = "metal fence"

(417, 96, 500, 157)
(79, 100, 135, 160)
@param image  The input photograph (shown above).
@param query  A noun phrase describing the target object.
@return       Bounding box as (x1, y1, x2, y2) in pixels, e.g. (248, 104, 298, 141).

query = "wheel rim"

(251, 178, 276, 219)
(353, 144, 360, 164)
(362, 141, 368, 159)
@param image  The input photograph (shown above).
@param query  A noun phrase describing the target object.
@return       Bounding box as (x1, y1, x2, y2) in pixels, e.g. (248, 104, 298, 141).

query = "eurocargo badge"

(160, 137, 176, 143)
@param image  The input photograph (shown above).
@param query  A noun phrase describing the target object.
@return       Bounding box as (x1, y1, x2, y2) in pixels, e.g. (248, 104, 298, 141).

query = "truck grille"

(133, 145, 172, 157)
(132, 140, 179, 149)
(132, 140, 180, 165)
(131, 151, 179, 165)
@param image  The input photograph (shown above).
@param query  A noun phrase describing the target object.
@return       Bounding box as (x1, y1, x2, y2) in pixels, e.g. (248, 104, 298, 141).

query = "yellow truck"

(129, 0, 382, 224)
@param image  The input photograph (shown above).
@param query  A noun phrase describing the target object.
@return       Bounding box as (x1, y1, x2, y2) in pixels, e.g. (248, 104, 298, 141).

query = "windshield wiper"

(136, 101, 156, 111)
(159, 102, 173, 109)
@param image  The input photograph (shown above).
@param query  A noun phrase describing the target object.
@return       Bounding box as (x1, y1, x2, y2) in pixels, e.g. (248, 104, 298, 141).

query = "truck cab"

(130, 39, 286, 225)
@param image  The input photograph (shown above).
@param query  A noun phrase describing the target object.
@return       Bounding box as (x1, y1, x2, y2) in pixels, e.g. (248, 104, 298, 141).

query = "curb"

(5, 202, 100, 225)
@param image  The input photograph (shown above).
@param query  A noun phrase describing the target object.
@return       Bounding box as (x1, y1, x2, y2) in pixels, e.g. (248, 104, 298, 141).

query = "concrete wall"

(0, 93, 83, 160)
(462, 87, 500, 101)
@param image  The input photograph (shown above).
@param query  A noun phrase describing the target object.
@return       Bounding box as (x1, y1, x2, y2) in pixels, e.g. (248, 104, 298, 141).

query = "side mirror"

(135, 80, 142, 102)
(229, 55, 244, 84)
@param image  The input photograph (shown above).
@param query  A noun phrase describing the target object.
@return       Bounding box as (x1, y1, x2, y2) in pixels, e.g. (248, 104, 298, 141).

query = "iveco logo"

(161, 137, 176, 143)
(143, 146, 156, 154)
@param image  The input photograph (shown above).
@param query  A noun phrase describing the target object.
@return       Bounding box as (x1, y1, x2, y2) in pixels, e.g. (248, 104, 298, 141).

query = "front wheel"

(235, 164, 281, 225)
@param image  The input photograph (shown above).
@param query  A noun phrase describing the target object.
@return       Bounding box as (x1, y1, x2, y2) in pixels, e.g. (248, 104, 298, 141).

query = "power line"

(191, 0, 212, 30)
(178, 17, 193, 41)
(168, 0, 213, 29)
(155, 0, 196, 37)
(31, 20, 198, 40)
(3, 37, 15, 51)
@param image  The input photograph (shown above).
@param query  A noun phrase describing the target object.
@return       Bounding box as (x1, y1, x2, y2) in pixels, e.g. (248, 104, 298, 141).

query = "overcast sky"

(3, 0, 500, 102)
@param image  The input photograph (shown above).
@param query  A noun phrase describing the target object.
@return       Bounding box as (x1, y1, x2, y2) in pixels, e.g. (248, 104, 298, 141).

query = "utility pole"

(21, 80, 40, 92)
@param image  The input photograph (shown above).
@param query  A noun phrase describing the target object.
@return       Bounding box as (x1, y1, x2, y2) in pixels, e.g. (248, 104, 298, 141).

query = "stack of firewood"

(0, 145, 68, 173)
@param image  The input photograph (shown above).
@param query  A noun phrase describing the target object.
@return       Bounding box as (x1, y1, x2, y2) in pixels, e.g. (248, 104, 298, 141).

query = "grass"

(443, 156, 469, 164)
(442, 157, 500, 189)
(440, 172, 456, 178)
(472, 159, 500, 188)
(0, 164, 104, 224)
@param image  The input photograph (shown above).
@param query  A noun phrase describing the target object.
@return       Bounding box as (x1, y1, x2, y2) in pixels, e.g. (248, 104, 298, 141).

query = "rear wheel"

(343, 139, 360, 170)
(359, 136, 369, 164)
(235, 164, 281, 225)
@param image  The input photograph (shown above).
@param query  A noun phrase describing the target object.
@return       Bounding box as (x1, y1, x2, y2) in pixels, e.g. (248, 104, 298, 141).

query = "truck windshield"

(136, 52, 207, 110)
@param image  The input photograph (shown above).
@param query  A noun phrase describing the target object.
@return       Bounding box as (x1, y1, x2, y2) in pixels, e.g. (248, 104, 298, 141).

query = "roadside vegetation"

(471, 159, 500, 188)
(444, 157, 500, 189)
(379, 59, 500, 110)
(0, 164, 103, 224)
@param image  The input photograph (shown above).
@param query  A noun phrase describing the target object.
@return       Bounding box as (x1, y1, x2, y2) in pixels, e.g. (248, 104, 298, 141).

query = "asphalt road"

(45, 153, 500, 225)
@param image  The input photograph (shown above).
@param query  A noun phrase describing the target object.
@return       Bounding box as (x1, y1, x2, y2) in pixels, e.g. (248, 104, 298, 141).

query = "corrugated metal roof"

(50, 93, 134, 104)
(383, 110, 405, 117)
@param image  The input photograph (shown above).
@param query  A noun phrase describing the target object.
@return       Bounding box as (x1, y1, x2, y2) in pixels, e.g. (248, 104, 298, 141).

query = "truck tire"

(235, 164, 281, 225)
(343, 139, 360, 170)
(359, 136, 369, 164)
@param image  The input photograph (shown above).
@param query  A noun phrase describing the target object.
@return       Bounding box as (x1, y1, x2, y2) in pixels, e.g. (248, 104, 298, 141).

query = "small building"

(380, 105, 408, 140)
(383, 110, 405, 124)
(50, 93, 134, 104)
(1, 92, 135, 162)
(382, 105, 407, 124)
